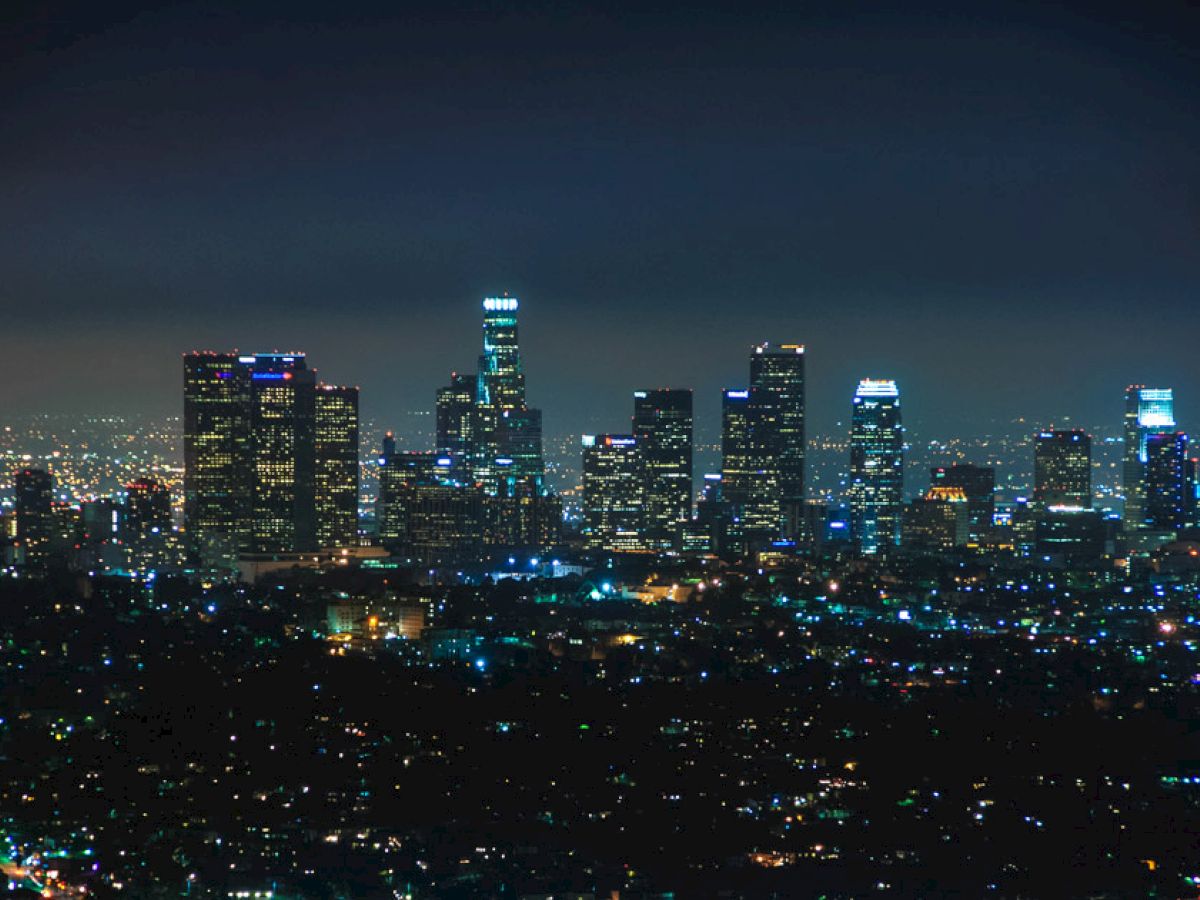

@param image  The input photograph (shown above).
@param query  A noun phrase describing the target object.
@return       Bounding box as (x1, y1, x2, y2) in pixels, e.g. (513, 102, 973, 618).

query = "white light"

(856, 379, 898, 398)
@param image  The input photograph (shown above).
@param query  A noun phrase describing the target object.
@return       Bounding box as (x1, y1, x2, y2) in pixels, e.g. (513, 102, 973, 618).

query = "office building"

(847, 379, 903, 553)
(183, 353, 253, 559)
(749, 343, 805, 528)
(721, 388, 780, 549)
(1145, 432, 1189, 532)
(247, 354, 317, 553)
(902, 487, 969, 551)
(930, 464, 995, 541)
(184, 351, 358, 563)
(632, 388, 693, 549)
(473, 296, 545, 492)
(436, 372, 477, 458)
(1034, 429, 1091, 510)
(124, 478, 171, 535)
(1123, 386, 1176, 529)
(13, 468, 53, 567)
(315, 384, 360, 548)
(582, 434, 645, 552)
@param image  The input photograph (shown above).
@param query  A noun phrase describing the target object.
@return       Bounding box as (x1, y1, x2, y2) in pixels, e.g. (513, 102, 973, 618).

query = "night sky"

(3, 0, 1198, 445)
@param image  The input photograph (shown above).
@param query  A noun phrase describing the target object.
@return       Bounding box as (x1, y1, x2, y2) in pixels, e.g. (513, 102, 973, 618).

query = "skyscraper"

(632, 388, 693, 549)
(125, 478, 171, 535)
(721, 388, 780, 549)
(248, 354, 317, 553)
(473, 296, 544, 493)
(376, 448, 473, 552)
(930, 464, 995, 541)
(436, 372, 477, 459)
(1123, 386, 1175, 529)
(749, 343, 805, 532)
(183, 353, 253, 559)
(847, 379, 903, 553)
(581, 434, 645, 552)
(315, 384, 360, 548)
(1034, 429, 1091, 510)
(184, 351, 358, 563)
(1144, 431, 1189, 532)
(13, 468, 53, 567)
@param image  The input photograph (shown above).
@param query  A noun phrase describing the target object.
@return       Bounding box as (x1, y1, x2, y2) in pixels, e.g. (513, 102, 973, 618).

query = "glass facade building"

(1034, 429, 1092, 510)
(632, 388, 693, 550)
(749, 343, 806, 528)
(581, 434, 645, 552)
(847, 379, 903, 554)
(1123, 386, 1175, 529)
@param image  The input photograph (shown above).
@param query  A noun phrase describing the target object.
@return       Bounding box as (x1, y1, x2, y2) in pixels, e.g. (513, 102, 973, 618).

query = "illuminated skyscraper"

(930, 464, 995, 541)
(13, 468, 53, 567)
(582, 434, 645, 552)
(183, 353, 253, 559)
(847, 379, 903, 553)
(902, 486, 968, 551)
(1123, 386, 1175, 529)
(315, 384, 360, 548)
(632, 388, 693, 549)
(185, 351, 355, 562)
(248, 354, 317, 553)
(1034, 429, 1091, 510)
(436, 372, 476, 459)
(1144, 432, 1189, 532)
(474, 296, 544, 492)
(721, 388, 781, 549)
(124, 478, 171, 535)
(750, 343, 805, 530)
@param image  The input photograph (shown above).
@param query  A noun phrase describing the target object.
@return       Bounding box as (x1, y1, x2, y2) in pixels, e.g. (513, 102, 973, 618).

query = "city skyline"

(6, 3, 1200, 893)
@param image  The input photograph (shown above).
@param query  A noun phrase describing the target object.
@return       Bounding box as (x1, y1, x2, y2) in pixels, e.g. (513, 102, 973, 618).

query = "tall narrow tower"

(473, 296, 544, 494)
(750, 343, 806, 532)
(633, 388, 693, 549)
(1123, 386, 1175, 529)
(847, 379, 903, 554)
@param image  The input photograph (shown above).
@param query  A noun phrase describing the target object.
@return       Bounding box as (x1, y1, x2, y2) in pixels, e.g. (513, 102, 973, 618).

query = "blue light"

(251, 372, 286, 380)
(475, 658, 487, 670)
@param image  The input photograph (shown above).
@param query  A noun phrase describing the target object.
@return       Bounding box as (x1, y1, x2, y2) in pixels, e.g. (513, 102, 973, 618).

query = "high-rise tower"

(184, 352, 358, 564)
(13, 468, 53, 567)
(436, 372, 477, 459)
(847, 379, 903, 553)
(1034, 429, 1091, 510)
(183, 353, 254, 559)
(315, 384, 360, 548)
(750, 343, 805, 532)
(582, 434, 645, 552)
(633, 388, 693, 549)
(473, 296, 544, 493)
(721, 388, 780, 549)
(1123, 386, 1175, 529)
(1145, 431, 1189, 532)
(247, 354, 317, 554)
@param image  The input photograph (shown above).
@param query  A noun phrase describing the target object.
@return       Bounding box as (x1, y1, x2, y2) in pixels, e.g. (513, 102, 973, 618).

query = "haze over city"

(3, 0, 1199, 440)
(5, 2, 1200, 897)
